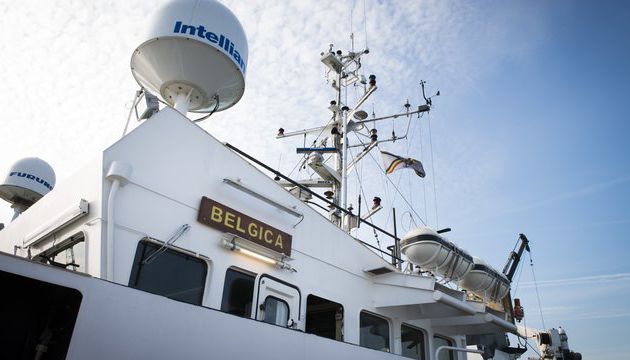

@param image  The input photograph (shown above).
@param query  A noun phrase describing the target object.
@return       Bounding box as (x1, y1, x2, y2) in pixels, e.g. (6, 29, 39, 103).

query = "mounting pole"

(392, 207, 401, 270)
(341, 108, 349, 211)
(173, 89, 192, 115)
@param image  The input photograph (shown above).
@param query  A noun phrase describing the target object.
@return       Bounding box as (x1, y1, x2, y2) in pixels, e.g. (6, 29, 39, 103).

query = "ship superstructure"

(0, 1, 580, 359)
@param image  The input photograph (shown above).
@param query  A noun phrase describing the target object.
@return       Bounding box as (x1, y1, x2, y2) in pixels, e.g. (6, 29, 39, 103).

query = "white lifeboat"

(400, 227, 474, 281)
(460, 257, 511, 302)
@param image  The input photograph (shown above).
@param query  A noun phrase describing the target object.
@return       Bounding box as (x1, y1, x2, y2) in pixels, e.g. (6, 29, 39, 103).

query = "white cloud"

(0, 0, 547, 229)
(519, 272, 630, 289)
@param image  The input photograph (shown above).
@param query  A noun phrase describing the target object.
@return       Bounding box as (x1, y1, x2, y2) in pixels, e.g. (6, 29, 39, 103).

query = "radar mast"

(277, 43, 433, 230)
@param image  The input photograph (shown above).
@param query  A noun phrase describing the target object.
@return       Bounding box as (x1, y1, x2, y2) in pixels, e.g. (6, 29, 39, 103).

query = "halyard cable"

(122, 89, 145, 137)
(351, 132, 427, 226)
(349, 148, 384, 257)
(512, 257, 526, 297)
(522, 314, 542, 357)
(427, 111, 439, 228)
(529, 250, 547, 330)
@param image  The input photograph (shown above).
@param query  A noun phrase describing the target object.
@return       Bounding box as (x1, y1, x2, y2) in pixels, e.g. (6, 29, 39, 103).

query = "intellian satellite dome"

(0, 157, 56, 208)
(131, 0, 248, 114)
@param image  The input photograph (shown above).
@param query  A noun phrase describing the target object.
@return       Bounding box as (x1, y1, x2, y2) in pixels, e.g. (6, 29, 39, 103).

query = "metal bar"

(296, 147, 338, 154)
(223, 178, 303, 218)
(346, 141, 378, 170)
(23, 199, 89, 247)
(361, 205, 382, 220)
(432, 291, 477, 315)
(484, 313, 518, 333)
(341, 96, 350, 211)
(346, 85, 377, 121)
(347, 134, 410, 149)
(357, 195, 362, 229)
(277, 179, 334, 188)
(435, 346, 484, 359)
(276, 124, 330, 138)
(355, 105, 430, 126)
(393, 207, 401, 270)
(277, 104, 428, 140)
(224, 143, 404, 261)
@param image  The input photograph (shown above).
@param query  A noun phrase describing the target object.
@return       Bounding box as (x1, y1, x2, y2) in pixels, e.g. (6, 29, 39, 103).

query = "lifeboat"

(460, 257, 511, 302)
(400, 227, 474, 281)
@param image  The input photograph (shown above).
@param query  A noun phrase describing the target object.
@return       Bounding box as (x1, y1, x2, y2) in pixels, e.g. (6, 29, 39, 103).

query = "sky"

(1, 0, 629, 358)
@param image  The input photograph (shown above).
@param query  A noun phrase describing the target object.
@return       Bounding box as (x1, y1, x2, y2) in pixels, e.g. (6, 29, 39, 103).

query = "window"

(3, 271, 83, 360)
(305, 294, 344, 341)
(128, 240, 207, 305)
(262, 296, 289, 326)
(360, 311, 390, 352)
(433, 335, 455, 360)
(221, 267, 256, 317)
(35, 232, 86, 272)
(401, 324, 426, 360)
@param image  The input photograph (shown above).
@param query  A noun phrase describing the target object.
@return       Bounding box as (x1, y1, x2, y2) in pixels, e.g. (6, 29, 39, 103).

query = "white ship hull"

(2, 253, 408, 359)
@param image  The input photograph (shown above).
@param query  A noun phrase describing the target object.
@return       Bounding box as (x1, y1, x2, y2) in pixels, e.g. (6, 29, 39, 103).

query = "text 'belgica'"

(197, 197, 292, 256)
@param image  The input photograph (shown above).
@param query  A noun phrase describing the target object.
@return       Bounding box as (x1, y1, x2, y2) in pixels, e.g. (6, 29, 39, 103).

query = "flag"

(380, 151, 426, 178)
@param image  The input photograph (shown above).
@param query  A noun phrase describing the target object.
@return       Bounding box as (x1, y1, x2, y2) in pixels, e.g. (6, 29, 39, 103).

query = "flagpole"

(341, 108, 349, 215)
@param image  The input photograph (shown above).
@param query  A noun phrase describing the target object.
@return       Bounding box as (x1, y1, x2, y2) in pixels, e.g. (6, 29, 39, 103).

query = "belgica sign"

(197, 196, 292, 256)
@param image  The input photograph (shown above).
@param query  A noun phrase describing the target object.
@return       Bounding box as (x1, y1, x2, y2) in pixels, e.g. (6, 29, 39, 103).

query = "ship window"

(401, 324, 426, 360)
(433, 335, 455, 360)
(360, 311, 390, 352)
(35, 232, 86, 272)
(221, 267, 256, 317)
(305, 294, 344, 341)
(129, 240, 207, 305)
(262, 296, 289, 326)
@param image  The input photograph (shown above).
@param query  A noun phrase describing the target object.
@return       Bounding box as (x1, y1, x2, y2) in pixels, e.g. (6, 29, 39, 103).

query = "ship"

(0, 1, 581, 359)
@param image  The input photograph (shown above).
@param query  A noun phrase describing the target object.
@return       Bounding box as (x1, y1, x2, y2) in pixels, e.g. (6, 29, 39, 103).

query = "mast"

(276, 43, 433, 232)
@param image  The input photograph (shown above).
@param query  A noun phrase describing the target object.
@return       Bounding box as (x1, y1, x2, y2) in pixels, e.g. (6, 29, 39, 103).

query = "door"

(256, 274, 301, 329)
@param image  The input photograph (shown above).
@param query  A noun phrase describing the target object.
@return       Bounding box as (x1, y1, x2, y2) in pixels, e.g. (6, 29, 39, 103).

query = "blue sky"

(0, 0, 629, 358)
(428, 1, 630, 357)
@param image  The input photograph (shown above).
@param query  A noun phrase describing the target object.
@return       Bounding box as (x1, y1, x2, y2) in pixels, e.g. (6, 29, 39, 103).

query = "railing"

(225, 142, 404, 263)
(435, 346, 484, 359)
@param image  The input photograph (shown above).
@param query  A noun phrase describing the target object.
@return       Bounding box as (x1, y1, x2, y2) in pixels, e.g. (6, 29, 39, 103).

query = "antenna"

(130, 0, 248, 115)
(0, 157, 56, 219)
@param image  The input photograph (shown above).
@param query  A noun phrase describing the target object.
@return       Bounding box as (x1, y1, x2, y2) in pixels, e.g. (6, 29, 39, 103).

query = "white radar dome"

(0, 157, 56, 206)
(131, 0, 248, 113)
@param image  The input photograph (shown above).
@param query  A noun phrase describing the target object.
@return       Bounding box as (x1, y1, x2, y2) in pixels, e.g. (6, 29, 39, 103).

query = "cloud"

(0, 0, 547, 230)
(496, 175, 630, 217)
(542, 307, 630, 321)
(519, 272, 630, 289)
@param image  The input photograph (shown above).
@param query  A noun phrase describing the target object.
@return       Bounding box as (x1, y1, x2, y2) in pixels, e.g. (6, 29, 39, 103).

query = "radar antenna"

(130, 0, 248, 116)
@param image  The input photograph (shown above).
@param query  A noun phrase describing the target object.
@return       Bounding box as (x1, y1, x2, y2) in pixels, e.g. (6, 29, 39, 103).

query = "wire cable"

(349, 146, 384, 257)
(528, 249, 547, 329)
(427, 111, 439, 227)
(193, 94, 220, 123)
(363, 0, 369, 50)
(122, 89, 144, 137)
(529, 250, 547, 330)
(351, 132, 427, 226)
(511, 257, 526, 297)
(521, 313, 543, 358)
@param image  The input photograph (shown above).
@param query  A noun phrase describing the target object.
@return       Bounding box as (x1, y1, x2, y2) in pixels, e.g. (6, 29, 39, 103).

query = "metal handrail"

(435, 346, 484, 359)
(224, 142, 405, 263)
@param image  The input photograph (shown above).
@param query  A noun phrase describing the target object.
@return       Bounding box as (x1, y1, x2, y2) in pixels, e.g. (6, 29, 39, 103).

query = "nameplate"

(197, 196, 292, 256)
